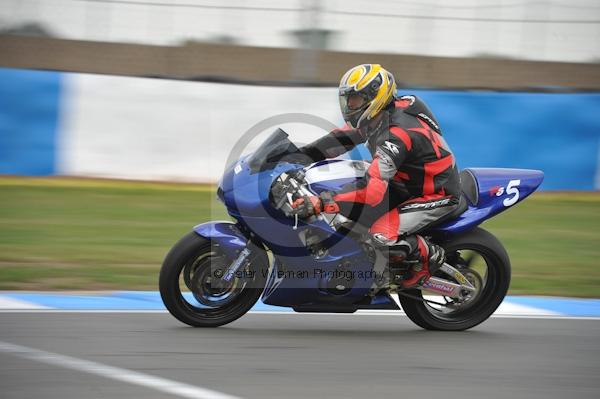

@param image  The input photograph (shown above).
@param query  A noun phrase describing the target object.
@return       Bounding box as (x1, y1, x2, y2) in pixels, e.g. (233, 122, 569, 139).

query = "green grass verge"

(1, 177, 599, 297)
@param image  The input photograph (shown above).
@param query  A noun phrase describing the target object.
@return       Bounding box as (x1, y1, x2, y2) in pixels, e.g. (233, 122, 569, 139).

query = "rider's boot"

(392, 235, 446, 289)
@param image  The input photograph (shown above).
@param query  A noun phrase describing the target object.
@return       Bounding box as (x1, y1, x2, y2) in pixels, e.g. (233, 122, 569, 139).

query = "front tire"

(159, 232, 268, 327)
(400, 227, 511, 331)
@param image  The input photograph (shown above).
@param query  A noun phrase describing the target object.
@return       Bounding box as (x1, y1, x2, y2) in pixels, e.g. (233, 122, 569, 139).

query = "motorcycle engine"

(319, 260, 354, 296)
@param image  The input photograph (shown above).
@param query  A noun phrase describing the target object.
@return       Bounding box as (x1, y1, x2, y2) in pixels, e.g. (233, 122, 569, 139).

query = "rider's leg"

(369, 203, 457, 287)
(371, 226, 444, 287)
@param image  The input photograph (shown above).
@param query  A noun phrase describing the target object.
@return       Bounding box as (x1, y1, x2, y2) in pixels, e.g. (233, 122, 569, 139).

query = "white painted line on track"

(0, 297, 50, 309)
(0, 309, 599, 320)
(0, 341, 244, 399)
(488, 315, 600, 321)
(249, 311, 600, 321)
(0, 309, 170, 313)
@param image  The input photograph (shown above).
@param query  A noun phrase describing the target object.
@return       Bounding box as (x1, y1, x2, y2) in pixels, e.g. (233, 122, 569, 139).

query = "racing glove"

(291, 192, 340, 219)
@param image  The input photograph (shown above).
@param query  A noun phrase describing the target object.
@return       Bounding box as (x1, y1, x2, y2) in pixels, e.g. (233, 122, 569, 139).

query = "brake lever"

(286, 192, 300, 230)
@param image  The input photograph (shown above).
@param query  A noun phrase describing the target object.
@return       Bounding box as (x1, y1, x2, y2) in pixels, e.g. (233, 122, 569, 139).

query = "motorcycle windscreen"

(246, 128, 299, 173)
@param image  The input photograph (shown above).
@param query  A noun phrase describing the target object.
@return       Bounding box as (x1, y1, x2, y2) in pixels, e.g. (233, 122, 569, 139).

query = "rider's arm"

(291, 127, 412, 218)
(332, 127, 412, 211)
(291, 155, 395, 217)
(299, 126, 366, 162)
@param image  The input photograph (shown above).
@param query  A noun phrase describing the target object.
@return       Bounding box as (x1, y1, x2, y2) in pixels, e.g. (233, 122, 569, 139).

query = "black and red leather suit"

(300, 95, 461, 246)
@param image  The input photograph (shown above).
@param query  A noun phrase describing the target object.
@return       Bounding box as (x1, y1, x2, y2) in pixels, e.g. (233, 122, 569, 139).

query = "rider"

(292, 64, 461, 288)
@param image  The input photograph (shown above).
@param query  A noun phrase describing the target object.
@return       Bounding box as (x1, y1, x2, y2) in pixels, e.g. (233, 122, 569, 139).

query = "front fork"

(193, 221, 269, 286)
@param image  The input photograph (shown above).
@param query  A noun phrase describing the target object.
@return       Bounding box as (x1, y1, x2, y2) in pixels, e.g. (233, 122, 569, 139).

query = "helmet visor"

(339, 92, 368, 128)
(339, 93, 367, 112)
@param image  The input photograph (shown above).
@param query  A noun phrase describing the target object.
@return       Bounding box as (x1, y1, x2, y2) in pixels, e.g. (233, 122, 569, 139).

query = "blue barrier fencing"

(0, 68, 61, 175)
(1, 67, 599, 189)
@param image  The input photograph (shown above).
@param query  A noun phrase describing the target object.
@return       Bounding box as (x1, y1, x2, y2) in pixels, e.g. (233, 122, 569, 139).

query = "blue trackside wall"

(0, 68, 62, 175)
(409, 89, 600, 191)
(0, 67, 599, 189)
(350, 90, 600, 190)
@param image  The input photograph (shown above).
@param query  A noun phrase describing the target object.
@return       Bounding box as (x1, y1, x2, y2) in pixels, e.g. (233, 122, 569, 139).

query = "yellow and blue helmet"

(338, 64, 397, 129)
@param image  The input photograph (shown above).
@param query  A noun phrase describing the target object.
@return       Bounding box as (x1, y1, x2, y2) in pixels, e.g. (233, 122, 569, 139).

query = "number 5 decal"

(503, 179, 521, 207)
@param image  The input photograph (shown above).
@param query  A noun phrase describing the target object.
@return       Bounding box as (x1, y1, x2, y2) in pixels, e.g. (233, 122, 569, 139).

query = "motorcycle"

(159, 128, 543, 330)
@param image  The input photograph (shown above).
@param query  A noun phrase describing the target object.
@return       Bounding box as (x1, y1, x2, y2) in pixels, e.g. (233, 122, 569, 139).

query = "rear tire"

(399, 227, 511, 331)
(159, 232, 268, 327)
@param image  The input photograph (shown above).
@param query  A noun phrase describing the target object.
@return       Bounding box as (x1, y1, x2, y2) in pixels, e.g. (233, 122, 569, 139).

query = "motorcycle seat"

(459, 169, 479, 206)
(422, 170, 477, 229)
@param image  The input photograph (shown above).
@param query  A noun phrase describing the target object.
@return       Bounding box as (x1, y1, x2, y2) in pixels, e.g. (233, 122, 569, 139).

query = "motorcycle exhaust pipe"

(420, 277, 472, 298)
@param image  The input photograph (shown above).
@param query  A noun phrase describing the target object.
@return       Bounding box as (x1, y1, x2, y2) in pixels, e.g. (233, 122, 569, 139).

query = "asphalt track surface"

(1, 312, 599, 399)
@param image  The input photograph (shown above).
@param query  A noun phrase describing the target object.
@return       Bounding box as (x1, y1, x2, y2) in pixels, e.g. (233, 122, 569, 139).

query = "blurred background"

(2, 0, 600, 61)
(0, 0, 599, 295)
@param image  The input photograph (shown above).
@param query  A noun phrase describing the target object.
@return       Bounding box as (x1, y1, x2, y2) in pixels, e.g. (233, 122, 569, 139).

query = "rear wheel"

(399, 227, 511, 331)
(159, 232, 268, 327)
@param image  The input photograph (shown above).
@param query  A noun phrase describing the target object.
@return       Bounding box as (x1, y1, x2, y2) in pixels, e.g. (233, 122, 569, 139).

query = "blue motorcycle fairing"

(431, 168, 544, 235)
(259, 222, 374, 306)
(215, 146, 543, 309)
(219, 158, 376, 307)
(302, 161, 544, 236)
(304, 159, 369, 194)
(309, 179, 358, 194)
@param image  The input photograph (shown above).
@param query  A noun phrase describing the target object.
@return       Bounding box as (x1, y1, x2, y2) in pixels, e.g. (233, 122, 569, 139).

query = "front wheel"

(399, 227, 511, 331)
(159, 232, 268, 327)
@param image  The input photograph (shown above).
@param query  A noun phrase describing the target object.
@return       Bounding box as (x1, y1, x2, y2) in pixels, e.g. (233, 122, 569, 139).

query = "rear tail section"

(433, 168, 544, 234)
